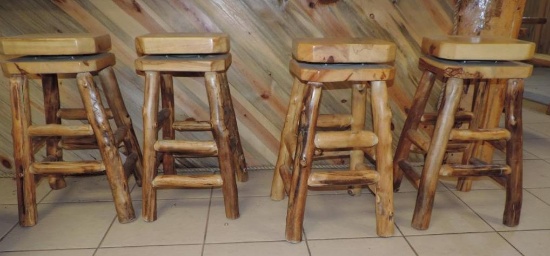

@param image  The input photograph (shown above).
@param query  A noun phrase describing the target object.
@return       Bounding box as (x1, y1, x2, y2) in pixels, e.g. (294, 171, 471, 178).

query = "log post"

(160, 74, 176, 175)
(76, 72, 135, 224)
(205, 71, 240, 219)
(412, 78, 464, 230)
(348, 83, 367, 196)
(142, 71, 161, 222)
(98, 67, 144, 185)
(41, 74, 66, 190)
(271, 78, 308, 200)
(10, 74, 37, 227)
(455, 0, 527, 191)
(286, 83, 322, 243)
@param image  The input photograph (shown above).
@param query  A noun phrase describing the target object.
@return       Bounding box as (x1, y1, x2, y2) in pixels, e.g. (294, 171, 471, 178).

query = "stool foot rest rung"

(154, 140, 218, 156)
(152, 174, 223, 188)
(156, 109, 171, 132)
(308, 165, 379, 187)
(420, 111, 474, 124)
(314, 131, 378, 149)
(406, 130, 431, 153)
(440, 163, 511, 177)
(60, 136, 98, 150)
(173, 120, 212, 131)
(397, 160, 421, 188)
(57, 108, 114, 120)
(123, 152, 139, 181)
(316, 114, 352, 129)
(449, 128, 511, 141)
(28, 124, 94, 137)
(30, 161, 105, 175)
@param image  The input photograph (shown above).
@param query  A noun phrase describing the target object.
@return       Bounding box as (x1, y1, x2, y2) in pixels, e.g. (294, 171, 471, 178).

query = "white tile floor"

(1, 101, 550, 256)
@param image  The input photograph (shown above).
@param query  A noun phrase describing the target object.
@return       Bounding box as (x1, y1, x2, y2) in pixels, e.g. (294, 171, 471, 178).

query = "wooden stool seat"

(0, 33, 110, 56)
(135, 33, 229, 56)
(290, 59, 395, 82)
(1, 34, 142, 227)
(136, 33, 247, 222)
(418, 56, 533, 79)
(135, 54, 231, 72)
(394, 36, 533, 230)
(2, 53, 115, 75)
(421, 36, 535, 60)
(292, 38, 396, 63)
(271, 38, 396, 243)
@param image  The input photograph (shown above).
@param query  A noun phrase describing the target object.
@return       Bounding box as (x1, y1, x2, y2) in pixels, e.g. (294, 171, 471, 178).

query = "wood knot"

(327, 56, 335, 63)
(132, 0, 142, 13)
(261, 92, 270, 99)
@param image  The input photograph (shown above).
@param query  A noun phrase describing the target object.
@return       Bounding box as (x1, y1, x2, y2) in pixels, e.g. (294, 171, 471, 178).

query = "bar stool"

(393, 36, 535, 230)
(0, 33, 143, 226)
(270, 38, 396, 242)
(135, 33, 248, 221)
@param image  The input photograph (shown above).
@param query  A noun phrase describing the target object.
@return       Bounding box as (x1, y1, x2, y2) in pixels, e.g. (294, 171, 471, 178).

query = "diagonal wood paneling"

(0, 0, 453, 175)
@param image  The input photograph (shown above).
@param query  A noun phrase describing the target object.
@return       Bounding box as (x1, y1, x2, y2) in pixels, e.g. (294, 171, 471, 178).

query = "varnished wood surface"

(290, 59, 395, 82)
(0, 0, 459, 175)
(421, 36, 536, 60)
(135, 54, 231, 72)
(2, 53, 116, 75)
(419, 56, 533, 79)
(0, 33, 111, 55)
(135, 33, 229, 56)
(293, 38, 396, 63)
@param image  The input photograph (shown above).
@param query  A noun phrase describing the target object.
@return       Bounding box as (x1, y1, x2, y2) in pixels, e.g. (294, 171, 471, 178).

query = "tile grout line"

(200, 188, 214, 256)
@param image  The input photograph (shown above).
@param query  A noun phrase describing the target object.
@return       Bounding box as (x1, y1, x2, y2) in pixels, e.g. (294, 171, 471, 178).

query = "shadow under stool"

(135, 33, 248, 221)
(393, 35, 535, 230)
(270, 38, 396, 242)
(0, 33, 143, 226)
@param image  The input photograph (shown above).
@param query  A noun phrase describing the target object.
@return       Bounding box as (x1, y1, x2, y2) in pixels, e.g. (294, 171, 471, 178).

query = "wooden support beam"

(314, 131, 377, 149)
(28, 124, 94, 137)
(316, 114, 352, 128)
(397, 160, 421, 189)
(440, 163, 511, 177)
(154, 140, 218, 155)
(156, 108, 171, 132)
(449, 128, 511, 141)
(307, 164, 379, 187)
(406, 129, 430, 153)
(60, 136, 97, 150)
(123, 152, 138, 182)
(152, 174, 223, 188)
(57, 108, 113, 120)
(30, 161, 105, 175)
(421, 111, 473, 124)
(172, 120, 212, 131)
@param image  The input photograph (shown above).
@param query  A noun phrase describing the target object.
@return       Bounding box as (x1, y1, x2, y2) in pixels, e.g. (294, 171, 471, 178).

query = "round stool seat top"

(292, 38, 396, 64)
(421, 36, 535, 61)
(0, 33, 111, 56)
(135, 33, 229, 56)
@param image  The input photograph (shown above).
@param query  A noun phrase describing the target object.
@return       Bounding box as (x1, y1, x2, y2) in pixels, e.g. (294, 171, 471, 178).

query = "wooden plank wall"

(0, 0, 457, 176)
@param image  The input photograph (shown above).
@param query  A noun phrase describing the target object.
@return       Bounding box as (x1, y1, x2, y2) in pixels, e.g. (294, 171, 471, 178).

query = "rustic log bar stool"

(270, 38, 396, 242)
(135, 33, 248, 221)
(0, 34, 143, 226)
(393, 36, 535, 230)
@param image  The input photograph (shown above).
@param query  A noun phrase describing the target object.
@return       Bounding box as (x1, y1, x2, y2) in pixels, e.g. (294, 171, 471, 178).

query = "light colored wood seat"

(0, 33, 110, 56)
(393, 35, 532, 230)
(271, 38, 395, 243)
(292, 38, 396, 63)
(1, 34, 142, 227)
(136, 33, 247, 222)
(135, 33, 229, 56)
(421, 35, 535, 60)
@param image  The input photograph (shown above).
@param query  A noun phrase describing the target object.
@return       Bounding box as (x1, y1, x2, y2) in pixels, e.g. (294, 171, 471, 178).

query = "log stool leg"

(457, 80, 507, 192)
(503, 78, 523, 226)
(371, 80, 394, 237)
(98, 67, 143, 185)
(219, 72, 248, 182)
(286, 83, 322, 243)
(10, 74, 37, 227)
(348, 83, 367, 196)
(160, 74, 176, 175)
(41, 74, 67, 190)
(76, 72, 136, 223)
(142, 71, 161, 222)
(271, 78, 308, 200)
(205, 71, 240, 219)
(412, 78, 464, 230)
(393, 70, 437, 191)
